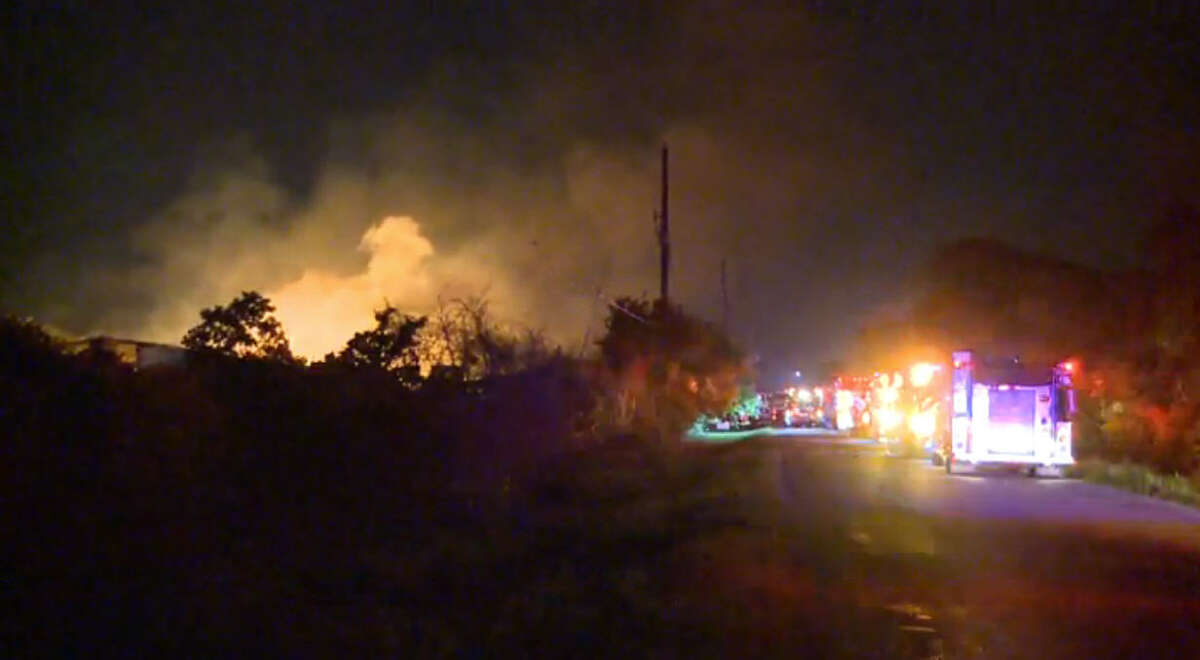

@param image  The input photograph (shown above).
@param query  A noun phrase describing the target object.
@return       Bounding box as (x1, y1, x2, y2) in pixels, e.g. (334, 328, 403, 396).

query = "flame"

(268, 216, 435, 360)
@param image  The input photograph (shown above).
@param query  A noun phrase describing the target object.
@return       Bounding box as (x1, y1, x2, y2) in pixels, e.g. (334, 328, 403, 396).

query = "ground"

(14, 429, 1200, 657)
(337, 430, 1200, 657)
(668, 429, 1200, 657)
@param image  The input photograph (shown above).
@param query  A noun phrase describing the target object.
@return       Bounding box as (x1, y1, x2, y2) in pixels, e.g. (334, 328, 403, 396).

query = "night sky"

(4, 2, 1199, 385)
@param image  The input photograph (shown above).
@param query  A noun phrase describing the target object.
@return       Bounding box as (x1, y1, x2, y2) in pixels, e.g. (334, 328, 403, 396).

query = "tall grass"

(1068, 459, 1200, 508)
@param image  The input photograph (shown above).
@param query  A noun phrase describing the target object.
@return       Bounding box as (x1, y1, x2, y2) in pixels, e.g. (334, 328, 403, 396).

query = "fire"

(268, 216, 435, 361)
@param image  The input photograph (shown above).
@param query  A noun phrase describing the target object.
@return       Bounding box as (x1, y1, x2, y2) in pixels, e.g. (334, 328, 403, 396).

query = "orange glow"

(269, 216, 435, 360)
(908, 362, 939, 388)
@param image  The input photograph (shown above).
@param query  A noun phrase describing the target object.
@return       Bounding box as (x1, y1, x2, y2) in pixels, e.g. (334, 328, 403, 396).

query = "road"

(775, 429, 1200, 528)
(712, 429, 1200, 657)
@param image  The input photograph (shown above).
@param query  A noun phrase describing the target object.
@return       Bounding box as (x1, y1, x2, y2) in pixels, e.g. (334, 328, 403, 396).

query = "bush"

(596, 298, 747, 441)
(1071, 391, 1107, 459)
(3, 293, 754, 654)
(1099, 401, 1158, 464)
(2, 312, 614, 654)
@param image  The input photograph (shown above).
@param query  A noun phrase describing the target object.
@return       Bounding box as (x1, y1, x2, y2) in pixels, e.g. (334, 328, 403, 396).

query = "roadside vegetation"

(1, 292, 751, 654)
(1067, 459, 1200, 508)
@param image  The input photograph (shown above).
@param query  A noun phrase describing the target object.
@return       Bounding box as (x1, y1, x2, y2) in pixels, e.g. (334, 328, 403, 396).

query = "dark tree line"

(176, 289, 749, 437)
(1, 264, 750, 654)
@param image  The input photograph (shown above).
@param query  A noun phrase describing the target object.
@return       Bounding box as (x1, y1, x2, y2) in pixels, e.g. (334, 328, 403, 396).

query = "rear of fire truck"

(940, 350, 1076, 475)
(832, 376, 871, 431)
(783, 386, 827, 427)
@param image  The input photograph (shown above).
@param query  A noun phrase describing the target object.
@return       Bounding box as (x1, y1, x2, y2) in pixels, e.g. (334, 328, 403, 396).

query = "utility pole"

(657, 144, 670, 306)
(720, 257, 729, 332)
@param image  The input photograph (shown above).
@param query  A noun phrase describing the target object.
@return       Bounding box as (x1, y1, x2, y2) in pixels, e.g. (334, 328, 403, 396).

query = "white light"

(878, 407, 901, 432)
(909, 408, 936, 438)
(909, 362, 939, 388)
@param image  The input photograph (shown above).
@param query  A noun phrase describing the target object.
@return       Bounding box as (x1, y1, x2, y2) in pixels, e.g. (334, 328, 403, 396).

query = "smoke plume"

(62, 3, 1169, 375)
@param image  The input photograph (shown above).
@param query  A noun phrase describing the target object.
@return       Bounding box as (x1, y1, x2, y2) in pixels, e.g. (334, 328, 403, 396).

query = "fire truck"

(939, 350, 1076, 475)
(764, 387, 828, 428)
(830, 376, 872, 431)
(766, 391, 792, 426)
(870, 362, 949, 458)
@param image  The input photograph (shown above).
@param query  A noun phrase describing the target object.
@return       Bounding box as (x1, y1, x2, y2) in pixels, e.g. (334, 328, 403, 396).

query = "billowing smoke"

(66, 4, 1162, 374)
(91, 5, 873, 362)
(105, 127, 668, 361)
(267, 216, 436, 360)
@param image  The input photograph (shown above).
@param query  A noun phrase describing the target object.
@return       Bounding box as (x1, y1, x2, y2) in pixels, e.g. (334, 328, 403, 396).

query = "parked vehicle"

(831, 376, 872, 431)
(937, 350, 1076, 475)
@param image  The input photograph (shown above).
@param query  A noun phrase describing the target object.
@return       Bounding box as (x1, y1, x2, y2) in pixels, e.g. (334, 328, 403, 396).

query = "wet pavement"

(736, 433, 1200, 658)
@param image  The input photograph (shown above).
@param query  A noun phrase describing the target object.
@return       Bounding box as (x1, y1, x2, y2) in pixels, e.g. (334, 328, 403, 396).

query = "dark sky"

(4, 1, 1199, 384)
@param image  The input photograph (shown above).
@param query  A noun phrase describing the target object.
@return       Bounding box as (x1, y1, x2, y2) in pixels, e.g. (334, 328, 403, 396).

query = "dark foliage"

(319, 304, 426, 385)
(181, 291, 298, 363)
(0, 315, 593, 655)
(597, 297, 747, 438)
(420, 296, 556, 380)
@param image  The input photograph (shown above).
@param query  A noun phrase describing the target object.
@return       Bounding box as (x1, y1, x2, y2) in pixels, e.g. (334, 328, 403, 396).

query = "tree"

(418, 295, 554, 381)
(912, 237, 1121, 364)
(597, 297, 747, 440)
(181, 291, 298, 363)
(323, 304, 426, 384)
(1125, 200, 1200, 472)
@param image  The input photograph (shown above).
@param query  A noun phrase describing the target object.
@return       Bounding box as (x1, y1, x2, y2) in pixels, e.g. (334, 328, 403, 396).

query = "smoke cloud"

(88, 6, 859, 363)
(107, 127, 668, 361)
(64, 4, 1168, 376)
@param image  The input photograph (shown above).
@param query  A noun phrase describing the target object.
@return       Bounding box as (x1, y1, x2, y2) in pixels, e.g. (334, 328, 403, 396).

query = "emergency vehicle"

(939, 350, 1076, 475)
(829, 376, 872, 431)
(784, 386, 827, 427)
(871, 362, 948, 458)
(766, 391, 792, 426)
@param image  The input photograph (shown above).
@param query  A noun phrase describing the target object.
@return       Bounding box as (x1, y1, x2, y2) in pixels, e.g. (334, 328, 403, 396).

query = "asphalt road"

(736, 430, 1200, 658)
(775, 429, 1200, 527)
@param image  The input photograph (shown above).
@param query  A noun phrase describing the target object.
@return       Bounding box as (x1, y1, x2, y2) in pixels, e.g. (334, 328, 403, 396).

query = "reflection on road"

(699, 432, 1200, 657)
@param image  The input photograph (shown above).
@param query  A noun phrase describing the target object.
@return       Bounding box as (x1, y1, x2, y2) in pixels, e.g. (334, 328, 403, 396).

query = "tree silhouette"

(181, 291, 297, 362)
(597, 297, 747, 438)
(323, 304, 426, 384)
(418, 296, 552, 381)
